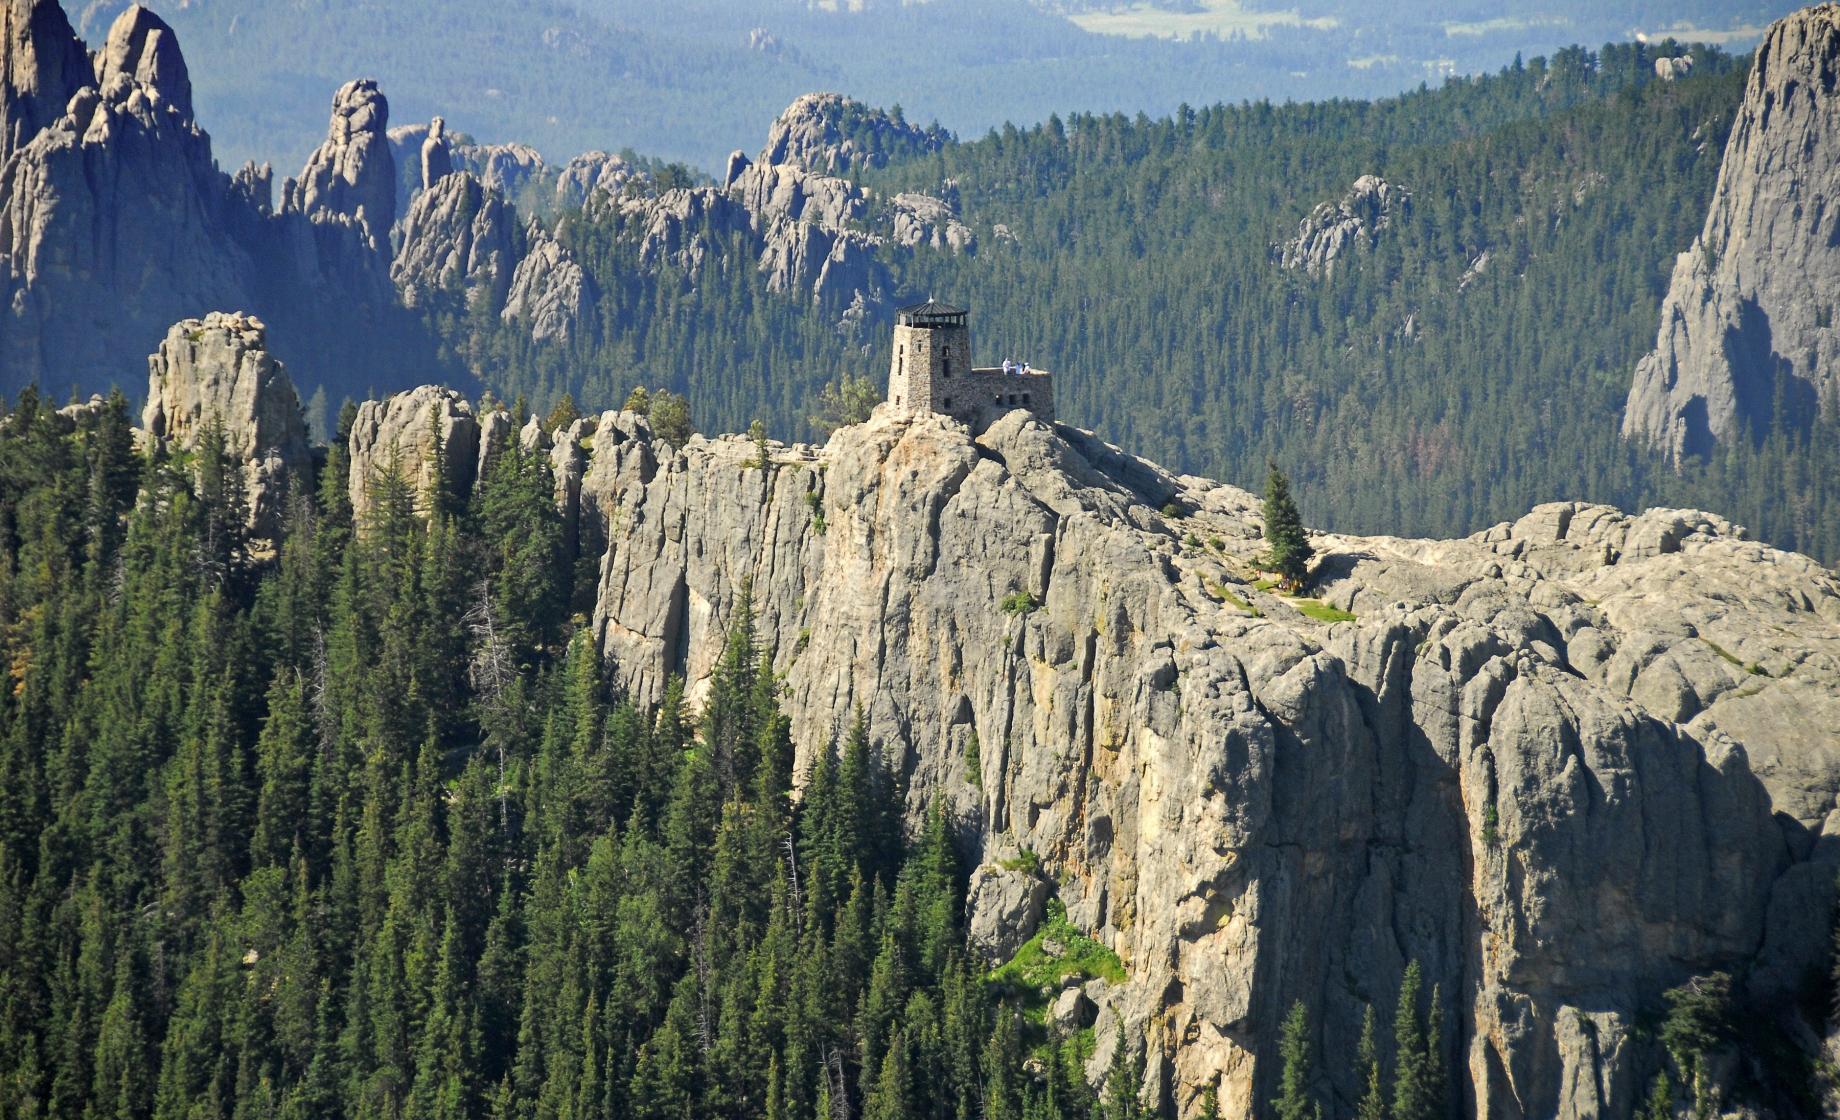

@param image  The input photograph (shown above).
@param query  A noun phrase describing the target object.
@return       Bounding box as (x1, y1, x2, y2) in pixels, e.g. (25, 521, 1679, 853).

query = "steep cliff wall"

(1625, 4, 1840, 459)
(557, 404, 1840, 1117)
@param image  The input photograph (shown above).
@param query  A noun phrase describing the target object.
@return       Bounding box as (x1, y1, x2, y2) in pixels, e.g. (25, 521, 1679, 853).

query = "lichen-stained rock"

(392, 170, 519, 312)
(1624, 5, 1840, 460)
(141, 312, 310, 540)
(346, 385, 480, 523)
(579, 404, 1837, 1118)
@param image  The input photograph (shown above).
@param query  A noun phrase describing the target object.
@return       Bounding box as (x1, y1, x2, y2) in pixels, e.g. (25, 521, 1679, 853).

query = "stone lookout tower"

(888, 300, 1055, 430)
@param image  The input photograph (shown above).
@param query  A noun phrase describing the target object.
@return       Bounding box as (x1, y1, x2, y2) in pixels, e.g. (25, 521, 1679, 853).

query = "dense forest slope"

(2, 312, 1836, 1118)
(59, 0, 1794, 174)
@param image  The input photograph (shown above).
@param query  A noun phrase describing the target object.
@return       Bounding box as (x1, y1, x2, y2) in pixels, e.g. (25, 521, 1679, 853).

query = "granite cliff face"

(392, 170, 521, 312)
(316, 388, 1840, 1118)
(1624, 4, 1840, 460)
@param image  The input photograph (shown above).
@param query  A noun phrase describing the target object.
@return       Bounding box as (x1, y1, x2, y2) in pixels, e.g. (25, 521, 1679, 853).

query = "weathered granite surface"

(1624, 5, 1840, 459)
(141, 312, 310, 540)
(560, 404, 1836, 1118)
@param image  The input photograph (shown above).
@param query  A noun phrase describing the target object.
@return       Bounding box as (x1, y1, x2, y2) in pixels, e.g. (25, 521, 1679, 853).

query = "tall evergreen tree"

(1261, 462, 1313, 590)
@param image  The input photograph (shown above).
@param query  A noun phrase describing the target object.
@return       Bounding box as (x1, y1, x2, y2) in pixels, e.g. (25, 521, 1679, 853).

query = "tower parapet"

(887, 300, 1055, 430)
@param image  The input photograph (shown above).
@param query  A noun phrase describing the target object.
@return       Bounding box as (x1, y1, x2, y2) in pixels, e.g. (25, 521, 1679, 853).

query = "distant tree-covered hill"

(68, 0, 1795, 173)
(432, 40, 1837, 563)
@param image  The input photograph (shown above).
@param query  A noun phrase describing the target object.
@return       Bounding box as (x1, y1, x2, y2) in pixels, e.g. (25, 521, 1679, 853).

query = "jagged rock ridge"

(129, 303, 1840, 1116)
(1624, 4, 1840, 460)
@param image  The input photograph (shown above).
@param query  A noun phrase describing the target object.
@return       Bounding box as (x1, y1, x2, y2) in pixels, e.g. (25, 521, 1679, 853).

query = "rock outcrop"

(1624, 5, 1840, 460)
(420, 115, 453, 191)
(346, 385, 480, 523)
(1, 0, 90, 160)
(392, 170, 520, 312)
(141, 312, 311, 539)
(1280, 174, 1409, 275)
(0, 2, 253, 383)
(502, 222, 597, 345)
(311, 369, 1840, 1114)
(554, 150, 645, 208)
(92, 3, 188, 119)
(0, 1, 442, 397)
(588, 93, 969, 310)
(283, 78, 394, 243)
(456, 139, 544, 197)
(759, 91, 947, 173)
(550, 404, 1838, 1118)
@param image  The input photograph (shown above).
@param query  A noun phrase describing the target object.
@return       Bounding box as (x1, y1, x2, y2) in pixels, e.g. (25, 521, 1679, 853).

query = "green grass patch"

(998, 847, 1040, 875)
(1292, 598, 1356, 623)
(1212, 584, 1259, 616)
(989, 899, 1125, 995)
(804, 491, 826, 534)
(1702, 638, 1771, 676)
(1702, 638, 1743, 668)
(1253, 578, 1279, 592)
(1000, 590, 1040, 615)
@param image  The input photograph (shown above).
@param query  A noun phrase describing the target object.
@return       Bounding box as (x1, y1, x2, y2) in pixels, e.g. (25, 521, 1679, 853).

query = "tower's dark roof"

(896, 299, 965, 318)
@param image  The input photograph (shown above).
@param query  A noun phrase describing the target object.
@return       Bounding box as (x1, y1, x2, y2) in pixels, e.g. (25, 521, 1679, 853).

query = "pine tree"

(1261, 462, 1313, 590)
(1355, 1004, 1386, 1120)
(1392, 961, 1442, 1120)
(1273, 1000, 1322, 1120)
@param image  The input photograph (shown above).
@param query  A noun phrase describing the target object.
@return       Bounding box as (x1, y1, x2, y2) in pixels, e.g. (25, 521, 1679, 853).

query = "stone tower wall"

(946, 370, 1055, 428)
(889, 322, 972, 414)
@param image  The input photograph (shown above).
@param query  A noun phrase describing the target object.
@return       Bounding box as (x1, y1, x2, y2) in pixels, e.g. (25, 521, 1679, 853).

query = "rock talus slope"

(562, 405, 1838, 1119)
(1625, 3, 1840, 459)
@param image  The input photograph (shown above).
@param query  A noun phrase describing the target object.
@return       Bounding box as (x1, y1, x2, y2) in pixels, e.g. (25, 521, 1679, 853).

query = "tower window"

(943, 357, 951, 378)
(1022, 393, 1031, 405)
(943, 397, 953, 409)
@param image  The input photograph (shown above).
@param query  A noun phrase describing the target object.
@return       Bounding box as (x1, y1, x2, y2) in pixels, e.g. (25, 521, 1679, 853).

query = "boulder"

(966, 862, 1050, 965)
(1049, 985, 1097, 1031)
